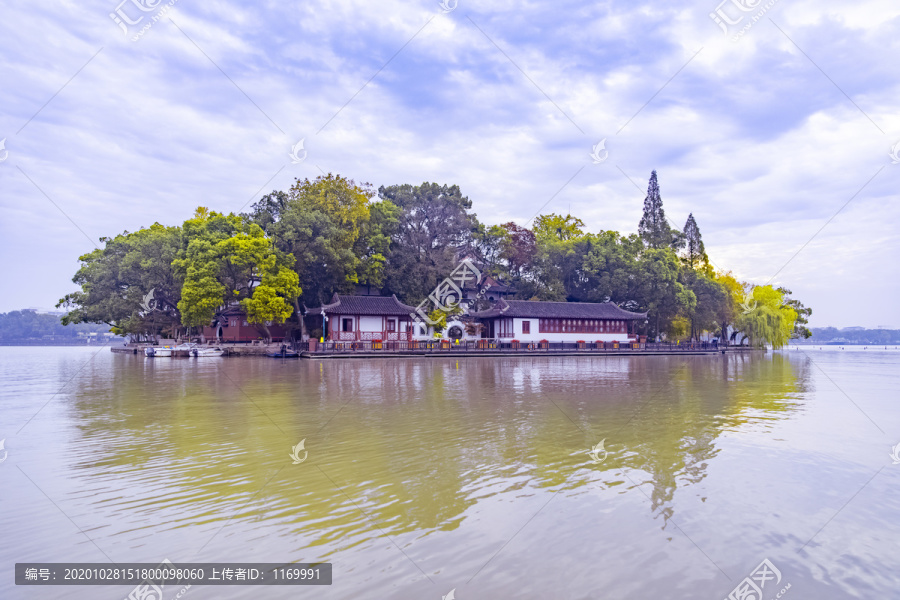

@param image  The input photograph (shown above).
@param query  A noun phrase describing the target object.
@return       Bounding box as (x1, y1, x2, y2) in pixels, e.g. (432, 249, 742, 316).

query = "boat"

(191, 347, 224, 357)
(267, 345, 300, 358)
(144, 346, 173, 357)
(173, 343, 197, 357)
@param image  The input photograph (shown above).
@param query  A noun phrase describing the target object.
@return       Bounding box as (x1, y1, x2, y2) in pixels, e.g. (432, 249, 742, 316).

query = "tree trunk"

(294, 298, 308, 339)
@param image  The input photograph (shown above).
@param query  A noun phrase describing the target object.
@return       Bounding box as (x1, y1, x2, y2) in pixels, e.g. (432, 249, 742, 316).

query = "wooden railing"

(302, 339, 722, 354)
(333, 331, 407, 341)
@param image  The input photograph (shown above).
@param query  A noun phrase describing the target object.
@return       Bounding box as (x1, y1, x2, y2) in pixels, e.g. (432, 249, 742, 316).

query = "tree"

(379, 182, 479, 303)
(777, 287, 813, 339)
(520, 227, 573, 301)
(638, 171, 683, 250)
(55, 170, 813, 349)
(520, 214, 590, 302)
(682, 213, 708, 269)
(426, 306, 461, 336)
(733, 285, 798, 348)
(533, 213, 585, 241)
(499, 222, 537, 278)
(575, 231, 642, 305)
(632, 247, 694, 339)
(708, 271, 742, 344)
(355, 199, 400, 293)
(471, 223, 509, 277)
(253, 175, 377, 338)
(174, 209, 300, 341)
(682, 270, 728, 340)
(246, 190, 290, 235)
(0, 310, 108, 341)
(57, 223, 183, 340)
(247, 176, 401, 338)
(288, 174, 372, 248)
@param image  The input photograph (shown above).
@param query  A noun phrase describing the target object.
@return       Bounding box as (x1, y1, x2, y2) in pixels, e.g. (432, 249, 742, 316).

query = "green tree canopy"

(533, 213, 585, 242)
(733, 285, 798, 348)
(174, 209, 300, 340)
(379, 182, 479, 303)
(57, 223, 183, 340)
(55, 170, 810, 346)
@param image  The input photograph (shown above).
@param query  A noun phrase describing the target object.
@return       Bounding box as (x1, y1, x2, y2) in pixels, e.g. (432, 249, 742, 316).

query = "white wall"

(506, 318, 634, 343)
(446, 319, 470, 341)
(359, 316, 383, 332)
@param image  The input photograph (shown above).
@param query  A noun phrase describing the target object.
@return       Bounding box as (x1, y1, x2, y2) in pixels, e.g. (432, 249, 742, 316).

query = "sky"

(1, 0, 898, 328)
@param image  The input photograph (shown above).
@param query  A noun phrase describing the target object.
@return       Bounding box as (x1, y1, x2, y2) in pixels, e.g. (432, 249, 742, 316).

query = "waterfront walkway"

(300, 339, 741, 358)
(113, 340, 757, 358)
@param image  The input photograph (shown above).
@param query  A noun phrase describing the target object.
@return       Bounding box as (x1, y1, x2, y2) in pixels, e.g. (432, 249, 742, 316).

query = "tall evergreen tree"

(638, 171, 679, 249)
(682, 213, 708, 269)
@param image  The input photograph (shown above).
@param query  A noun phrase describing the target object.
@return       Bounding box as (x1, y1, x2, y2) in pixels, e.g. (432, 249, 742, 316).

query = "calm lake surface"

(2, 346, 899, 599)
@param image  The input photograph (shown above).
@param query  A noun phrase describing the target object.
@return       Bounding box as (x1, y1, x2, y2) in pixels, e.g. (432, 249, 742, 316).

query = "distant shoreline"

(788, 342, 900, 346)
(0, 341, 124, 347)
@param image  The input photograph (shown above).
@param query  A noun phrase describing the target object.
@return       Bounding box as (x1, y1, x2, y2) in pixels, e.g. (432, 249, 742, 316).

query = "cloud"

(1, 0, 898, 326)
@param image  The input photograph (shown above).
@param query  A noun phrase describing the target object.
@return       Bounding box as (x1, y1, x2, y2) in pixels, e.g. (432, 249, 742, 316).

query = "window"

(386, 319, 396, 332)
(342, 318, 354, 332)
(498, 318, 514, 338)
(539, 317, 619, 333)
(522, 320, 530, 334)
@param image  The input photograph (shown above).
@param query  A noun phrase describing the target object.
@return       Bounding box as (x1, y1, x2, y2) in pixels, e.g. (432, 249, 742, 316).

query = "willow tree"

(733, 286, 797, 348)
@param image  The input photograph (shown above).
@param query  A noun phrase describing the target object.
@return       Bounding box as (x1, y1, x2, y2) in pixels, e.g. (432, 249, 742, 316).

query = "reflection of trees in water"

(67, 353, 809, 553)
(602, 353, 809, 529)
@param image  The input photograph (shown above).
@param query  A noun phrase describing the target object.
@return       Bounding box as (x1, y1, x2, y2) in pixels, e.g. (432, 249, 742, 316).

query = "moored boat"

(144, 346, 174, 357)
(172, 343, 197, 357)
(267, 345, 300, 358)
(191, 347, 224, 357)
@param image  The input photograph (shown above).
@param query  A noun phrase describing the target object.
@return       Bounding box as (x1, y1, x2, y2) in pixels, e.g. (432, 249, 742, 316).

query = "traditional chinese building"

(309, 294, 424, 341)
(201, 305, 289, 343)
(469, 299, 647, 343)
(460, 275, 515, 305)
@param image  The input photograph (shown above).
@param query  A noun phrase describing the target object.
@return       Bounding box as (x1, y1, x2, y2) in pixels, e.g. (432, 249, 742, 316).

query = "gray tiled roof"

(310, 294, 417, 317)
(470, 299, 647, 320)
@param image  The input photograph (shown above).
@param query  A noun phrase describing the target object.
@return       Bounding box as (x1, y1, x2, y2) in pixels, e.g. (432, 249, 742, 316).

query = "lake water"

(2, 346, 899, 599)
